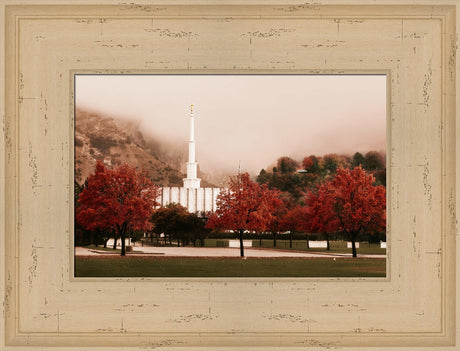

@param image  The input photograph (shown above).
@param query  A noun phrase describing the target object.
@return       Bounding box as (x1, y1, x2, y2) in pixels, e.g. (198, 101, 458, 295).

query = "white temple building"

(182, 105, 201, 189)
(156, 105, 222, 213)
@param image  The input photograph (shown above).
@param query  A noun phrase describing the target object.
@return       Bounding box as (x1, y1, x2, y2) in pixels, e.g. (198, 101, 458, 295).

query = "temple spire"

(183, 105, 201, 188)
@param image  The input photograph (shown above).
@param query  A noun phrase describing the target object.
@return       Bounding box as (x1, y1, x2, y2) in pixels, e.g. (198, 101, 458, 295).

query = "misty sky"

(75, 75, 386, 176)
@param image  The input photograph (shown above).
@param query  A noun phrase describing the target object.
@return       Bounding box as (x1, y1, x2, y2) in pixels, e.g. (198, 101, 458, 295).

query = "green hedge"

(206, 231, 385, 243)
(202, 239, 383, 250)
(252, 240, 308, 249)
(207, 232, 321, 241)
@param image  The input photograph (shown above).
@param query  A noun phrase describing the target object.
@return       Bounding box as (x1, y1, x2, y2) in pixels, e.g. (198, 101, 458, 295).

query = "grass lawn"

(253, 245, 386, 255)
(75, 256, 386, 278)
(250, 240, 386, 255)
(300, 247, 386, 255)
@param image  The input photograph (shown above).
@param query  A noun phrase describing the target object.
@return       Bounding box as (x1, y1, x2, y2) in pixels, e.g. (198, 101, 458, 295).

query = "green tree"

(258, 157, 306, 204)
(322, 154, 339, 173)
(129, 230, 144, 246)
(352, 152, 365, 168)
(277, 156, 299, 173)
(256, 168, 271, 184)
(321, 153, 351, 174)
(151, 204, 208, 247)
(364, 151, 385, 170)
(373, 168, 386, 186)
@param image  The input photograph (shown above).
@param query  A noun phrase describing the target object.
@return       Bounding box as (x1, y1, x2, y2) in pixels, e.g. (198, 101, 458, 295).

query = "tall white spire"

(183, 104, 201, 188)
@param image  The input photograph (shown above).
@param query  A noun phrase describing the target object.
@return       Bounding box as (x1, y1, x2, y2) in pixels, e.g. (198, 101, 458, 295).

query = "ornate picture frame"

(0, 1, 458, 349)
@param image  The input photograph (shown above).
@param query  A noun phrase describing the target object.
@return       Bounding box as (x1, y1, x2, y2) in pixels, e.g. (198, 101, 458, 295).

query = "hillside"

(74, 108, 215, 187)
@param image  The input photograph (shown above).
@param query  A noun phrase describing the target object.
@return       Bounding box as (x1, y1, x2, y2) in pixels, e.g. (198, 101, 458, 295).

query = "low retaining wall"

(228, 240, 253, 248)
(346, 242, 360, 248)
(308, 241, 328, 248)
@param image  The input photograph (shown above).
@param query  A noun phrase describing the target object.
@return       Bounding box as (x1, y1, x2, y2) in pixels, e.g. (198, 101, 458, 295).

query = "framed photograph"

(73, 74, 388, 278)
(1, 1, 458, 349)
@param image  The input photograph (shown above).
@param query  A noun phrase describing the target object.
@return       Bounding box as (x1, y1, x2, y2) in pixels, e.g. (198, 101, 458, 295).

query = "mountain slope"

(75, 108, 188, 187)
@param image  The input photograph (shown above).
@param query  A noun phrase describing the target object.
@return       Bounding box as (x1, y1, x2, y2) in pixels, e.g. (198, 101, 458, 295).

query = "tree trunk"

(259, 237, 262, 247)
(239, 230, 245, 257)
(351, 239, 357, 258)
(326, 234, 330, 251)
(103, 238, 109, 248)
(290, 232, 293, 249)
(273, 233, 277, 247)
(200, 238, 204, 247)
(120, 223, 127, 256)
(112, 237, 118, 250)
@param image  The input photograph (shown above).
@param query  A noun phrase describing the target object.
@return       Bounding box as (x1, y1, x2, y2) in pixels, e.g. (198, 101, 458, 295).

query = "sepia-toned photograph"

(2, 2, 457, 348)
(74, 74, 387, 277)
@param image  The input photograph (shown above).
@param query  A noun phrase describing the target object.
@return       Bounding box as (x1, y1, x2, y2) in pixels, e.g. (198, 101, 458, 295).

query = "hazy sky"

(75, 75, 386, 176)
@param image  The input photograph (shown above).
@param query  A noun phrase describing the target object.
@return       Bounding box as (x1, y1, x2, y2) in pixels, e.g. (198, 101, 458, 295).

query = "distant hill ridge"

(74, 108, 215, 187)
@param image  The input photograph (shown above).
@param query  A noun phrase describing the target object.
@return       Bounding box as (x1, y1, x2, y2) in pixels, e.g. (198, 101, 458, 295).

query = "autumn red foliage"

(206, 173, 282, 257)
(279, 205, 307, 248)
(76, 160, 160, 256)
(265, 201, 289, 247)
(301, 156, 314, 171)
(303, 166, 386, 257)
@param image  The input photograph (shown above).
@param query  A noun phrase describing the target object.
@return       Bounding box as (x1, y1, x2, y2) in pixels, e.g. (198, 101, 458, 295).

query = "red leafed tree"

(301, 156, 314, 171)
(77, 160, 160, 256)
(280, 205, 305, 249)
(266, 200, 288, 247)
(300, 189, 338, 251)
(206, 173, 282, 257)
(304, 166, 386, 257)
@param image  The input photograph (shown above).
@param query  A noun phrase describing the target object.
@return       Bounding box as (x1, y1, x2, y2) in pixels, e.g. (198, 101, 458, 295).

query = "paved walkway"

(75, 246, 385, 259)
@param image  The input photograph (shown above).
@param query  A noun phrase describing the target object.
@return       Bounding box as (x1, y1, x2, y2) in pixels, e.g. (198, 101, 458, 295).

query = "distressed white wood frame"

(0, 1, 458, 350)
